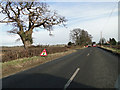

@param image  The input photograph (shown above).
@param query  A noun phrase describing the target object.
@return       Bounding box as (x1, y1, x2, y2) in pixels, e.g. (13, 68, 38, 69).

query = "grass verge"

(101, 46, 120, 54)
(1, 49, 76, 78)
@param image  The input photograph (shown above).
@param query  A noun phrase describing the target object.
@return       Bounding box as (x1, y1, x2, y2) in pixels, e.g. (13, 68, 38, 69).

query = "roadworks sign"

(40, 49, 47, 56)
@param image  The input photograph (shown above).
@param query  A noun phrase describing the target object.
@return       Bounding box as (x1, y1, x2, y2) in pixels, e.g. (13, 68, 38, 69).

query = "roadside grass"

(2, 49, 77, 78)
(101, 46, 120, 54)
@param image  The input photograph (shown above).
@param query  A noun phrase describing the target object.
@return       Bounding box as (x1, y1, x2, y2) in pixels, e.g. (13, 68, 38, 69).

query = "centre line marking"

(64, 68, 80, 90)
(87, 53, 90, 56)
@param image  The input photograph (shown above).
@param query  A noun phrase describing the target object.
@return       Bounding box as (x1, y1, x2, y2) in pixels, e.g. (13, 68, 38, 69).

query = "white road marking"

(64, 68, 80, 90)
(87, 53, 90, 56)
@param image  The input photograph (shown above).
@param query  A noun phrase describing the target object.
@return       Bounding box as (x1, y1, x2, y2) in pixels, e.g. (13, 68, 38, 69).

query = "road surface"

(2, 47, 119, 89)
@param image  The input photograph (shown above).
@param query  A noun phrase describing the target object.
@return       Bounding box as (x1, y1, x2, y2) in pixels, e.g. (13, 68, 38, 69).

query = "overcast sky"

(0, 1, 118, 46)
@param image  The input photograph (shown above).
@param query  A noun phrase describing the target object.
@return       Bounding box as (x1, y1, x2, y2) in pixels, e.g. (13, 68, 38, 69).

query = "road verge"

(98, 46, 120, 56)
(1, 49, 76, 78)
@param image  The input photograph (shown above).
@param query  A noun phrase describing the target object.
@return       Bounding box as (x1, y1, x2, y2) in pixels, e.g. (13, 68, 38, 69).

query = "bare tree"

(70, 28, 81, 45)
(70, 28, 92, 46)
(0, 2, 67, 48)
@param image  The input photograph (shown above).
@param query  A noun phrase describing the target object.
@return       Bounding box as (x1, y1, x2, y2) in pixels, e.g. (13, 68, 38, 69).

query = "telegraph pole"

(101, 31, 102, 45)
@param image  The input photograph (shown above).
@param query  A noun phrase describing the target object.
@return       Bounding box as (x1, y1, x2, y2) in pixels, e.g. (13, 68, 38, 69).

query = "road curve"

(2, 47, 119, 88)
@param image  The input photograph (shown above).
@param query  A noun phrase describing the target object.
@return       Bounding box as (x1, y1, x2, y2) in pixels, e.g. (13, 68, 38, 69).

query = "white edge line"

(64, 68, 80, 89)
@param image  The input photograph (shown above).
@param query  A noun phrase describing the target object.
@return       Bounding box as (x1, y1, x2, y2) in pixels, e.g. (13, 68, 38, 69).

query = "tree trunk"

(23, 40, 32, 49)
(18, 30, 33, 49)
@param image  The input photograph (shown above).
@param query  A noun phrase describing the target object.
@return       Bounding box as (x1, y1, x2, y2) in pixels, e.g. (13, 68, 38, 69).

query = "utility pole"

(101, 31, 102, 45)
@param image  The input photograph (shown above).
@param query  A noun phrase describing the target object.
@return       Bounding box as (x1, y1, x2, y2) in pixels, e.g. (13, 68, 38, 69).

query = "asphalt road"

(2, 47, 119, 89)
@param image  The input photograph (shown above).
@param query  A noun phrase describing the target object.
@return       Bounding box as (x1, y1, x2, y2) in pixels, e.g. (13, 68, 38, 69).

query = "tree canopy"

(0, 2, 67, 48)
(109, 38, 117, 45)
(70, 28, 92, 46)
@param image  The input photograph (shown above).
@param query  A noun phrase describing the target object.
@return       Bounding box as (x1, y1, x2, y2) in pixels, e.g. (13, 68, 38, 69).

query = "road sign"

(40, 49, 47, 56)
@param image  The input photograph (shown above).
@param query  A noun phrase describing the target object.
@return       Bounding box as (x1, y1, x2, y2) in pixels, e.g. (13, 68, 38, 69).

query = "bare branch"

(0, 20, 14, 23)
(15, 38, 21, 42)
(7, 28, 18, 34)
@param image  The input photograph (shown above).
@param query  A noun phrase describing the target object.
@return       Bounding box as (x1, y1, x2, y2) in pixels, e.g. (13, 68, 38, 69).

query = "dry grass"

(1, 49, 76, 78)
(101, 46, 120, 54)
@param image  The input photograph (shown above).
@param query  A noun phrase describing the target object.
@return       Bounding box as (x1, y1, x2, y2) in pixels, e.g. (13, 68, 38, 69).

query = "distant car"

(88, 45, 91, 47)
(85, 45, 88, 47)
(93, 44, 96, 47)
